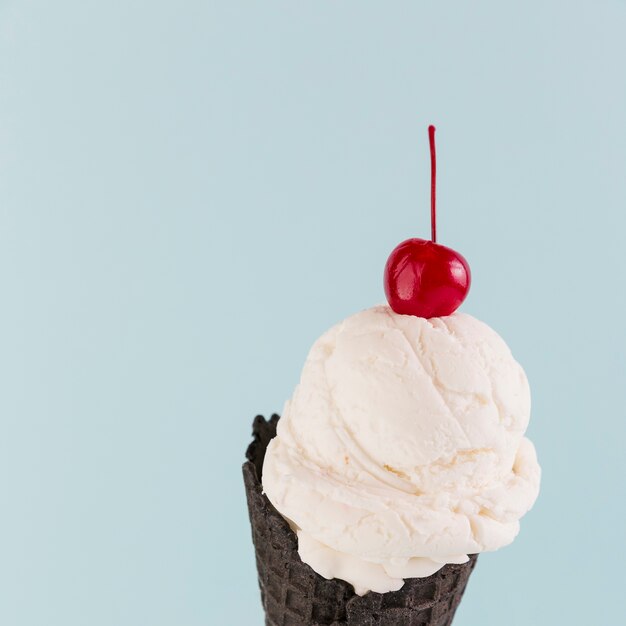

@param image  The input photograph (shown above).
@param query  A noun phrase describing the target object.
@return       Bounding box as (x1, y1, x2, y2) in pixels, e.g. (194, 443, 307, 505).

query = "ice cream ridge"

(256, 126, 540, 606)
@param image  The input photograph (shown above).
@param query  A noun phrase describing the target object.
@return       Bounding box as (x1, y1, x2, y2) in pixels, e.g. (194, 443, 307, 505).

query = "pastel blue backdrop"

(1, 2, 625, 625)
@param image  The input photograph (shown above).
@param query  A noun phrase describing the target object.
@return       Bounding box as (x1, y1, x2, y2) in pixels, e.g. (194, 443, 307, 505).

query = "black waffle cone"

(243, 415, 478, 626)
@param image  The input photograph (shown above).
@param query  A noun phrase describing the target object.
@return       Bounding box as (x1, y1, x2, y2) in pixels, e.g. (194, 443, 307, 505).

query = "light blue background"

(1, 1, 625, 625)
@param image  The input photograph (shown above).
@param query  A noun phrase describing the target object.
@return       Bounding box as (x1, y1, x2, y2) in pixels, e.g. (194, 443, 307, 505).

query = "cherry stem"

(428, 125, 437, 243)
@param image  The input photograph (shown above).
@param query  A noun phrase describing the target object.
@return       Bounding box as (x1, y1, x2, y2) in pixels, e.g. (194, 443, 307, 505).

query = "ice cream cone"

(243, 415, 478, 626)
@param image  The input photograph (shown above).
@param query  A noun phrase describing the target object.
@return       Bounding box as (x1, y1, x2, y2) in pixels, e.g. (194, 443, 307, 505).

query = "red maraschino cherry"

(384, 126, 471, 318)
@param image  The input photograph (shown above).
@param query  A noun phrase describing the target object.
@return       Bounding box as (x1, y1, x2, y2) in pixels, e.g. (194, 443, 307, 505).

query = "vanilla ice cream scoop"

(262, 305, 540, 595)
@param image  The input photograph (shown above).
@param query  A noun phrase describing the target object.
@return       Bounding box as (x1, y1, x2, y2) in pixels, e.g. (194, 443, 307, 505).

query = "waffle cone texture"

(243, 415, 478, 626)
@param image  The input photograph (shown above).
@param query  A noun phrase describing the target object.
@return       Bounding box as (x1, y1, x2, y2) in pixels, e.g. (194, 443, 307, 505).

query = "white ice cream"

(262, 305, 540, 595)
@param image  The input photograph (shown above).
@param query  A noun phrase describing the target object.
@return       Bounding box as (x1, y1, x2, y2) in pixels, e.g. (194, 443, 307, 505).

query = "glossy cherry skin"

(384, 238, 471, 318)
